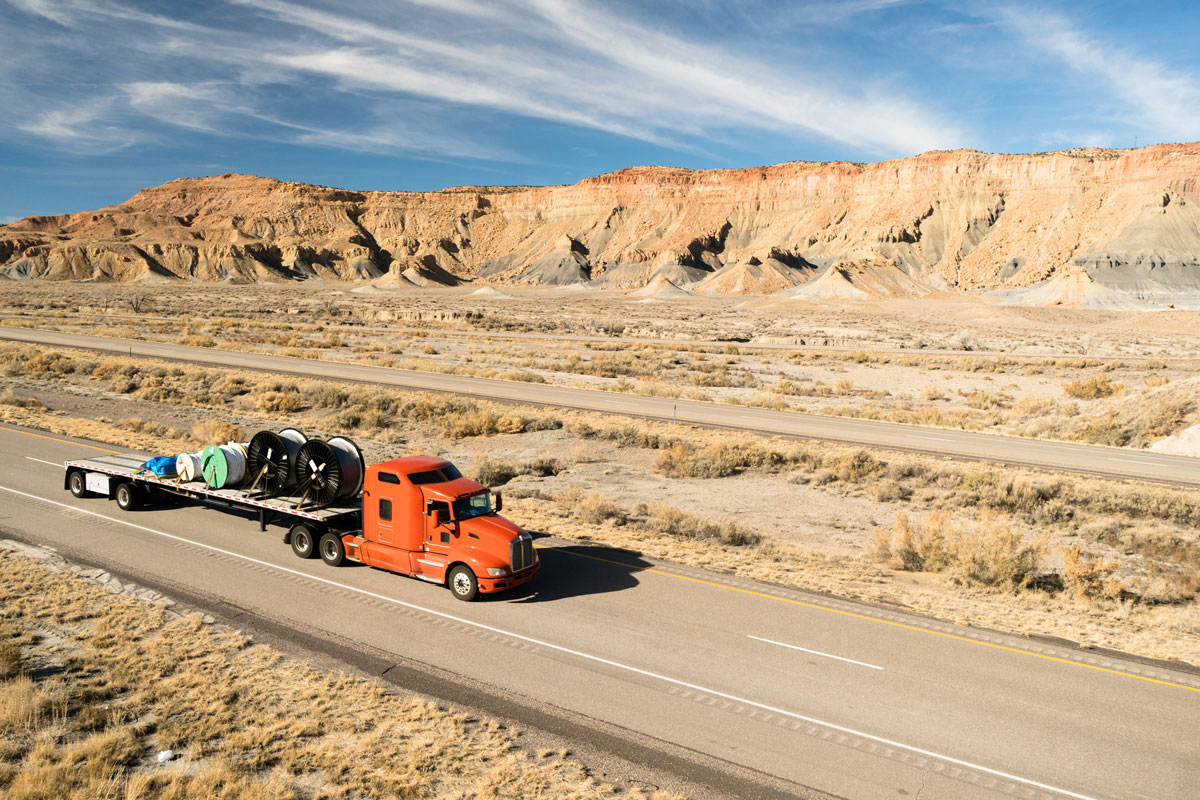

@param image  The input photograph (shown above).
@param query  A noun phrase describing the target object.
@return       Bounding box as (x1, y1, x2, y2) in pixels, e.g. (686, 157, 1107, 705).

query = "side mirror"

(494, 492, 503, 513)
(431, 508, 447, 526)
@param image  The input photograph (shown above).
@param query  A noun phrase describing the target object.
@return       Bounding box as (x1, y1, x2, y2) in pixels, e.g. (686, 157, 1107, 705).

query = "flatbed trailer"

(62, 451, 538, 600)
(64, 453, 361, 532)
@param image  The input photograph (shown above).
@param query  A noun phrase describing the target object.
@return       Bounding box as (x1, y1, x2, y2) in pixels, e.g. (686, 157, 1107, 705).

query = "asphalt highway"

(4, 326, 1200, 487)
(0, 424, 1197, 800)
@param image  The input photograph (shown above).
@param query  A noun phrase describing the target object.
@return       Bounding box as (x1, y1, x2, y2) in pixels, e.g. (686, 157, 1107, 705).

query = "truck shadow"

(499, 540, 650, 603)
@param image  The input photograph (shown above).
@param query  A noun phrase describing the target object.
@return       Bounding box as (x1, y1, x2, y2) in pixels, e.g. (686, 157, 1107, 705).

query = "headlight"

(486, 567, 507, 576)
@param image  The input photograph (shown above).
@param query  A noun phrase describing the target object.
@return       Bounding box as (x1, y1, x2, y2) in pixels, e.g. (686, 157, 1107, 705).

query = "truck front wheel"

(68, 471, 88, 498)
(115, 482, 141, 511)
(448, 565, 478, 601)
(318, 532, 346, 567)
(290, 524, 319, 559)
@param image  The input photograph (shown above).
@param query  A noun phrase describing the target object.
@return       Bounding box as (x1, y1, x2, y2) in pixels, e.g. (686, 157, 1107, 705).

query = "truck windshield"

(452, 493, 492, 520)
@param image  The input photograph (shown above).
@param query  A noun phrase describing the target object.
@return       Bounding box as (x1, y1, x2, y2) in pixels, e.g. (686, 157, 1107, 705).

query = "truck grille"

(510, 536, 534, 572)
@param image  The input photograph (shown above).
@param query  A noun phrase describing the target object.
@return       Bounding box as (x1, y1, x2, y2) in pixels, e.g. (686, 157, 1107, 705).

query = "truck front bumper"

(478, 563, 540, 594)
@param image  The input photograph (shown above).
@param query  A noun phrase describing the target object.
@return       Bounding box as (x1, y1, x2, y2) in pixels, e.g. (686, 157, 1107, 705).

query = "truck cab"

(352, 456, 538, 600)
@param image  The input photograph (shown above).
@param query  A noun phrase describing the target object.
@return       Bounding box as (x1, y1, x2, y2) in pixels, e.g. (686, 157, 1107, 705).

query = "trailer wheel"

(290, 524, 319, 559)
(318, 532, 346, 567)
(448, 565, 479, 602)
(115, 482, 141, 511)
(68, 471, 89, 498)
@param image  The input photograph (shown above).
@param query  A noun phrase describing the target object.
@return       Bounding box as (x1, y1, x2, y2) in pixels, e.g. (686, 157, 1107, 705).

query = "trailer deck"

(65, 453, 361, 527)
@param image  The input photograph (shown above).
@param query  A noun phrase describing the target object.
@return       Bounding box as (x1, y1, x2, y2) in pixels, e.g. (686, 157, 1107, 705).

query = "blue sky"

(2, 0, 1198, 221)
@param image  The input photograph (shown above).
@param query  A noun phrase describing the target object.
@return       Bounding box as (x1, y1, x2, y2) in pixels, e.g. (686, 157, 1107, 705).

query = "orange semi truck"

(63, 452, 538, 601)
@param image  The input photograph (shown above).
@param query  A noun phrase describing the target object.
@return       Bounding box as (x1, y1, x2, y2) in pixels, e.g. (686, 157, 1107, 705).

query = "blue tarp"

(141, 456, 178, 478)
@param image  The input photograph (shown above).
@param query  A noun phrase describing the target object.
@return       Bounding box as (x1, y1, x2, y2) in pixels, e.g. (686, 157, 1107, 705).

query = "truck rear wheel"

(115, 482, 141, 511)
(68, 471, 89, 498)
(448, 565, 478, 602)
(290, 524, 319, 559)
(318, 532, 346, 567)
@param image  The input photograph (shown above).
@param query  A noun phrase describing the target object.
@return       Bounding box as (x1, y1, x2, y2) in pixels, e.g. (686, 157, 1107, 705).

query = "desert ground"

(6, 282, 1200, 448)
(0, 540, 682, 800)
(1, 282, 1198, 670)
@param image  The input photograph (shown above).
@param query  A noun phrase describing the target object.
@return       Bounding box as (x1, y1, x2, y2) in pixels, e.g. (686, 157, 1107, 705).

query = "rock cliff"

(4, 144, 1200, 302)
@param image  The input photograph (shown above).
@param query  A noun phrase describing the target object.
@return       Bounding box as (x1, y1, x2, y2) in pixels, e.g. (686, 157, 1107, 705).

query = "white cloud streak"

(237, 0, 961, 154)
(516, 0, 956, 152)
(17, 96, 140, 151)
(4, 0, 964, 160)
(1002, 7, 1200, 141)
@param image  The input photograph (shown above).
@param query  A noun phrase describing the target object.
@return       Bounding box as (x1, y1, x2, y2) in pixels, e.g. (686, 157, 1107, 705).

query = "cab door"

(414, 499, 452, 580)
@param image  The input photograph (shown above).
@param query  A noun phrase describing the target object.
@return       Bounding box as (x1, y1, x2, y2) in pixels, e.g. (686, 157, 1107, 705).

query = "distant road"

(4, 325, 1200, 486)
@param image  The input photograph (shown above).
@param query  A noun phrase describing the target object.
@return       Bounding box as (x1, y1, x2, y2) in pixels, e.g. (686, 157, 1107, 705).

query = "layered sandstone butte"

(3, 143, 1200, 302)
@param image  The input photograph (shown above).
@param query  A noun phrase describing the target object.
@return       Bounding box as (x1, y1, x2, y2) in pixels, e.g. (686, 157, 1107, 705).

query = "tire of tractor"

(69, 471, 88, 498)
(448, 565, 479, 601)
(290, 523, 319, 559)
(318, 532, 346, 567)
(115, 482, 141, 511)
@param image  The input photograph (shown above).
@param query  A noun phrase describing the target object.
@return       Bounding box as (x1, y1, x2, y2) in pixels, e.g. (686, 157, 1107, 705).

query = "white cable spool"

(219, 442, 247, 487)
(278, 428, 307, 487)
(176, 452, 202, 482)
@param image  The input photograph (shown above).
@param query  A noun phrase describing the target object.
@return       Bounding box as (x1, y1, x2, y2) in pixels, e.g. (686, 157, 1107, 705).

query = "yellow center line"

(537, 544, 1200, 694)
(0, 425, 121, 453)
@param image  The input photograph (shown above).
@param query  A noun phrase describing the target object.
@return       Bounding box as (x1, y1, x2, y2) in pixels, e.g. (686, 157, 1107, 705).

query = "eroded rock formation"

(4, 144, 1200, 302)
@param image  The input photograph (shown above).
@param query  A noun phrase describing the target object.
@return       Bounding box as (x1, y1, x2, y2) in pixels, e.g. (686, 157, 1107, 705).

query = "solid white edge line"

(747, 634, 884, 670)
(0, 483, 1101, 800)
(26, 457, 64, 467)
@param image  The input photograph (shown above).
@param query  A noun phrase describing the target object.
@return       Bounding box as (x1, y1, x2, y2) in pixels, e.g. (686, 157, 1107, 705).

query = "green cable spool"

(201, 443, 248, 489)
(200, 445, 226, 489)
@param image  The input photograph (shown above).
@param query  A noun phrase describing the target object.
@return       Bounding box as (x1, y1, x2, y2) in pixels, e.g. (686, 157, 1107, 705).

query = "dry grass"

(869, 511, 1047, 590)
(532, 490, 761, 547)
(642, 504, 761, 547)
(557, 487, 630, 526)
(191, 420, 243, 446)
(0, 549, 679, 800)
(654, 440, 803, 479)
(1063, 374, 1121, 400)
(1062, 545, 1124, 601)
(470, 456, 562, 488)
(0, 394, 46, 410)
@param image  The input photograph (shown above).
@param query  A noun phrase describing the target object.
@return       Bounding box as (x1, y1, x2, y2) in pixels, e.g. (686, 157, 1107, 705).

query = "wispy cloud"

(1001, 7, 1200, 141)
(17, 96, 139, 151)
(513, 0, 959, 152)
(2, 0, 964, 161)
(765, 0, 915, 27)
(122, 81, 242, 133)
(235, 0, 962, 154)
